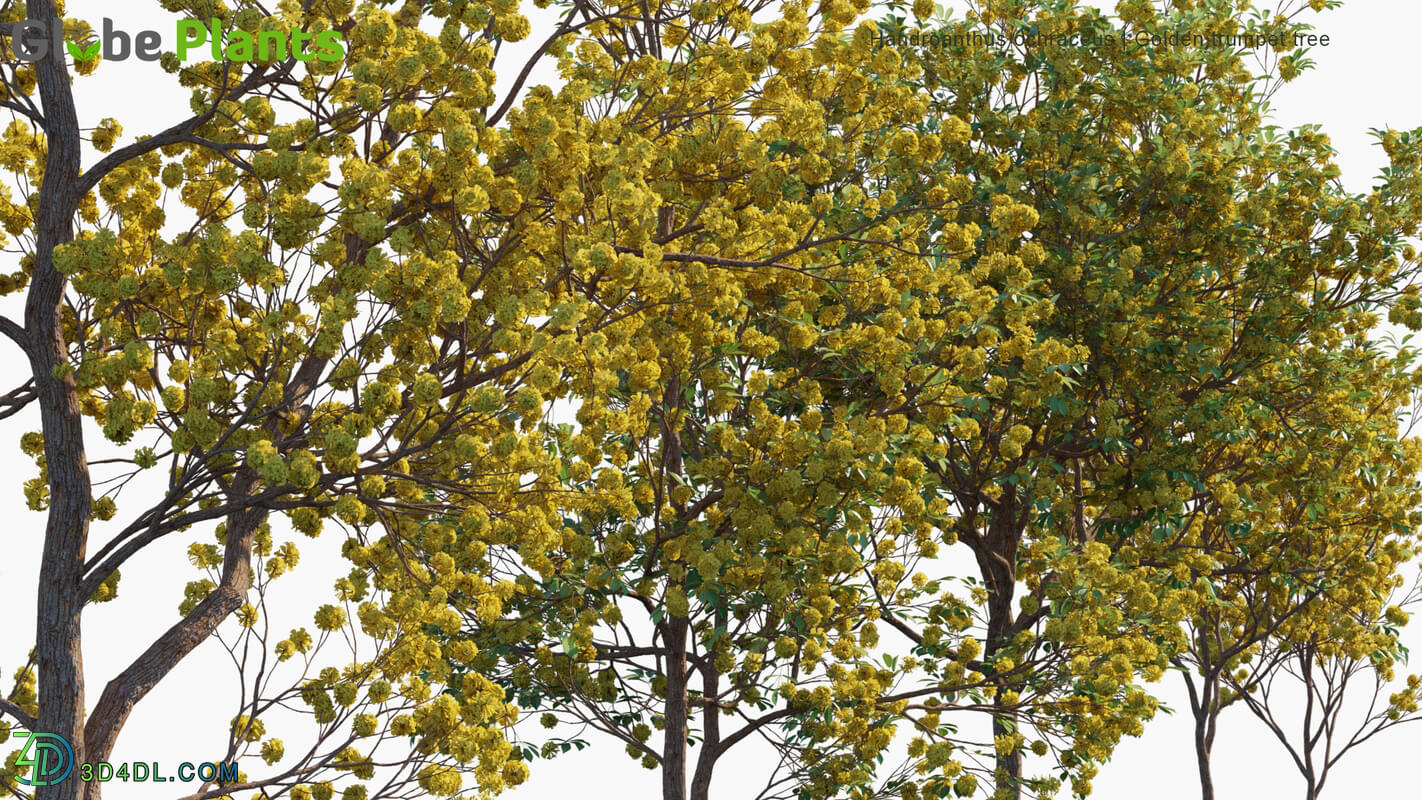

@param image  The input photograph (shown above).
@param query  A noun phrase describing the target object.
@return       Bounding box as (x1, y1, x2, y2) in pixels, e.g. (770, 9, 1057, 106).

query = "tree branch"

(0, 698, 37, 731)
(0, 315, 26, 349)
(82, 472, 266, 765)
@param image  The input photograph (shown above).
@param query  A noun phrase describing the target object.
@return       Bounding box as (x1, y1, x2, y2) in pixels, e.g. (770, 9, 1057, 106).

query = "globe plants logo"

(14, 731, 74, 787)
(5, 16, 344, 63)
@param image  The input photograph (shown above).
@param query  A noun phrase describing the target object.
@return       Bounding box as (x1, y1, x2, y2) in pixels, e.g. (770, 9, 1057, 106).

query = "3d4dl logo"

(14, 731, 75, 786)
(6, 17, 345, 63)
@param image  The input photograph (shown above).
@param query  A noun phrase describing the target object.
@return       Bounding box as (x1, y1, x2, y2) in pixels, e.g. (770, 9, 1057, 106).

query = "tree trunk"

(1179, 667, 1217, 800)
(27, 1, 88, 798)
(1192, 709, 1216, 800)
(689, 702, 718, 800)
(968, 487, 1023, 800)
(659, 245, 691, 800)
(689, 610, 724, 800)
(991, 706, 1022, 800)
(83, 476, 265, 766)
(663, 616, 689, 800)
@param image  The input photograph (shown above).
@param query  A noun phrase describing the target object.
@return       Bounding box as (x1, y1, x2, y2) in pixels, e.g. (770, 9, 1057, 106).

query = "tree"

(839, 1, 1422, 798)
(0, 0, 683, 798)
(1169, 332, 1422, 800)
(1202, 563, 1422, 800)
(1217, 568, 1422, 800)
(6, 3, 1420, 800)
(433, 1, 995, 799)
(443, 1, 1422, 799)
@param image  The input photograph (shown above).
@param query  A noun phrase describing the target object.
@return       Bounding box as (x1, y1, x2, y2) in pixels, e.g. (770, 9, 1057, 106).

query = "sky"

(1, 1, 1420, 799)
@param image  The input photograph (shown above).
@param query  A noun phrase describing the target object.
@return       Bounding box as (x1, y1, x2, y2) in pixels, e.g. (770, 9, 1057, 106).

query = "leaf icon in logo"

(66, 39, 101, 62)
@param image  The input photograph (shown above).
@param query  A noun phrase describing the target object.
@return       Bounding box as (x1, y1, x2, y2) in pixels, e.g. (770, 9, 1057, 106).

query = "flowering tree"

(0, 0, 682, 798)
(451, 1, 1422, 799)
(432, 1, 985, 798)
(1217, 570, 1422, 800)
(811, 1, 1422, 798)
(3, 3, 1420, 800)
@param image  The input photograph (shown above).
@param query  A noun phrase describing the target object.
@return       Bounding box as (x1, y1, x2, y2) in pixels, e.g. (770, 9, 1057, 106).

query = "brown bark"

(19, 6, 299, 791)
(82, 474, 264, 767)
(1191, 700, 1216, 800)
(658, 234, 693, 800)
(688, 610, 725, 800)
(967, 487, 1023, 800)
(1180, 662, 1218, 800)
(663, 616, 690, 800)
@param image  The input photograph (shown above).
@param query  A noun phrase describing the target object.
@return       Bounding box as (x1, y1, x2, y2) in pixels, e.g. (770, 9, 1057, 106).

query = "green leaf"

(67, 39, 101, 62)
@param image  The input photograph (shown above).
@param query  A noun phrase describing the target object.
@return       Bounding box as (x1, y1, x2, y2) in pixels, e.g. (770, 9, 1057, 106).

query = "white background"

(0, 1, 1418, 798)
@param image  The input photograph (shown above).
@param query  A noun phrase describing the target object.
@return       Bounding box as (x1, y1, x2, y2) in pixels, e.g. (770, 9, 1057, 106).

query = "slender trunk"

(1192, 706, 1215, 800)
(969, 488, 1022, 800)
(663, 616, 689, 800)
(991, 707, 1022, 799)
(658, 219, 690, 800)
(1300, 650, 1318, 800)
(27, 2, 87, 799)
(1179, 664, 1216, 800)
(689, 610, 724, 800)
(688, 697, 718, 800)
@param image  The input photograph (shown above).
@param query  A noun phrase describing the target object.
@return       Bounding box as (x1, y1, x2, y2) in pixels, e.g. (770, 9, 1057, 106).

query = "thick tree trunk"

(27, 2, 88, 799)
(30, 314, 91, 800)
(663, 616, 689, 800)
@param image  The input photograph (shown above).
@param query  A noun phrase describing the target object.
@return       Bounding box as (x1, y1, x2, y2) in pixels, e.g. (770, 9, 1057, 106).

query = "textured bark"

(82, 474, 264, 767)
(1193, 712, 1216, 800)
(27, 2, 89, 799)
(20, 6, 288, 795)
(688, 611, 724, 800)
(1180, 664, 1218, 800)
(968, 487, 1023, 800)
(991, 711, 1023, 799)
(663, 616, 690, 800)
(659, 235, 692, 800)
